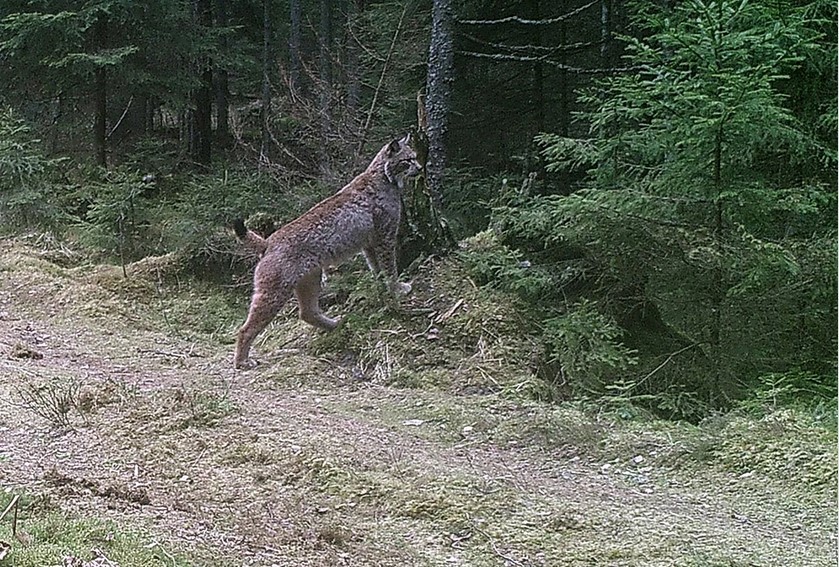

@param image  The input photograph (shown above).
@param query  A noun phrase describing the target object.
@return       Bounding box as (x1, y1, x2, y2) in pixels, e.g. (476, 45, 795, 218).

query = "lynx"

(232, 134, 422, 369)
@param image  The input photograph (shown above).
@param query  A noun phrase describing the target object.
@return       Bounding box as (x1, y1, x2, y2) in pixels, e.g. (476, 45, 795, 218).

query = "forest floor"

(0, 237, 835, 567)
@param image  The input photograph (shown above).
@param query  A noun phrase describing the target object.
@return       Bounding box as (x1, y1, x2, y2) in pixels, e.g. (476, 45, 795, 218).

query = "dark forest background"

(0, 0, 836, 420)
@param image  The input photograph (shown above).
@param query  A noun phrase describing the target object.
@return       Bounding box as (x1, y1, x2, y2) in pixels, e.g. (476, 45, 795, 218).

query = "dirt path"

(0, 243, 835, 566)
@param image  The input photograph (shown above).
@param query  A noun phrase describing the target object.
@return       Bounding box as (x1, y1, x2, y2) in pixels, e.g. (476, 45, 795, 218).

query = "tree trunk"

(710, 126, 724, 397)
(93, 16, 108, 167)
(319, 0, 333, 130)
(345, 0, 364, 112)
(261, 0, 272, 159)
(94, 68, 107, 167)
(289, 0, 302, 92)
(557, 18, 569, 138)
(530, 0, 544, 133)
(215, 0, 231, 147)
(191, 0, 213, 165)
(425, 0, 454, 209)
(600, 0, 612, 67)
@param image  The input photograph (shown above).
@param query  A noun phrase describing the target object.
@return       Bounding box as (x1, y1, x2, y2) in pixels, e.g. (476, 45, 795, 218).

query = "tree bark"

(319, 0, 333, 132)
(215, 0, 231, 147)
(558, 18, 569, 138)
(529, 0, 544, 133)
(600, 0, 612, 67)
(289, 0, 302, 92)
(94, 68, 107, 167)
(345, 0, 364, 112)
(261, 0, 272, 159)
(191, 0, 213, 165)
(710, 126, 724, 396)
(93, 16, 108, 167)
(425, 0, 455, 209)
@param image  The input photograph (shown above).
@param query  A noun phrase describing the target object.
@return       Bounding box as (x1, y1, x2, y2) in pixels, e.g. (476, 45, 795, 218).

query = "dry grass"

(0, 238, 835, 567)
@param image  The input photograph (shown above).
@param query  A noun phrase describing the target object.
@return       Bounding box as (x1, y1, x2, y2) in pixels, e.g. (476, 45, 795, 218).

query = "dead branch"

(0, 495, 20, 523)
(458, 0, 597, 26)
(456, 50, 635, 74)
(356, 4, 408, 156)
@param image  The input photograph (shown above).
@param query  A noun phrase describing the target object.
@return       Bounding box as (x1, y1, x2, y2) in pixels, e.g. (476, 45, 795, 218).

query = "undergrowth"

(308, 255, 542, 398)
(0, 492, 212, 567)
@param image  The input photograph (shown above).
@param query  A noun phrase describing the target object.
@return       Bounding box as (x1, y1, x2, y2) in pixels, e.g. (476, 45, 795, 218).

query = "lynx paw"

(393, 281, 412, 296)
(234, 358, 258, 371)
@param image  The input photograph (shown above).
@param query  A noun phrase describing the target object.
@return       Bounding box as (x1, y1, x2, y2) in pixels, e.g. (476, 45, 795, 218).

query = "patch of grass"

(0, 508, 208, 567)
(0, 493, 196, 566)
(159, 284, 244, 340)
(704, 408, 837, 490)
(219, 441, 277, 467)
(126, 384, 239, 433)
(76, 377, 139, 414)
(172, 386, 238, 429)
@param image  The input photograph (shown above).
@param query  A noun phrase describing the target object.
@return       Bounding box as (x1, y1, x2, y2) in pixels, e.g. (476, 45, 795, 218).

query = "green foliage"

(478, 0, 837, 416)
(458, 230, 555, 302)
(542, 300, 638, 392)
(0, 1, 211, 98)
(157, 170, 328, 276)
(0, 108, 66, 229)
(60, 161, 330, 276)
(72, 167, 151, 261)
(739, 371, 837, 417)
(439, 170, 512, 238)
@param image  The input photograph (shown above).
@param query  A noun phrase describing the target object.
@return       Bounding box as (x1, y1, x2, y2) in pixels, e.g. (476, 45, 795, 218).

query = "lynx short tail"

(233, 219, 269, 256)
(233, 218, 248, 239)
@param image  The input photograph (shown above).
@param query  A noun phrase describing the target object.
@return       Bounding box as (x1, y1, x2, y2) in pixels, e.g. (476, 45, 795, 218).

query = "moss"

(0, 510, 221, 567)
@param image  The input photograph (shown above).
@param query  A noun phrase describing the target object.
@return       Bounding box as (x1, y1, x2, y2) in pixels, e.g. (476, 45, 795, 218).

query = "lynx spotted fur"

(232, 135, 422, 369)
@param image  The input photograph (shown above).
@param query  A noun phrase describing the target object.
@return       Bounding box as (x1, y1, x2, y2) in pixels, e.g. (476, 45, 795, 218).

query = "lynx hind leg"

(295, 268, 340, 331)
(234, 287, 291, 369)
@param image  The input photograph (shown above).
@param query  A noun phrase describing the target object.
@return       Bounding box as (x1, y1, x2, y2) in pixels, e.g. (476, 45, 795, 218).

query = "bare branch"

(106, 95, 133, 140)
(456, 50, 635, 75)
(462, 32, 602, 54)
(458, 0, 598, 25)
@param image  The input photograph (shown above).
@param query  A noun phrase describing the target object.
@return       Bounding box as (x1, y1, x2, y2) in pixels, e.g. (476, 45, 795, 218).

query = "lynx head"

(382, 134, 422, 188)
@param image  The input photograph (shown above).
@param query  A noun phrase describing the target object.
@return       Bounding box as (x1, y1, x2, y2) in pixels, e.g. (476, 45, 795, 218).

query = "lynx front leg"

(362, 248, 383, 276)
(367, 243, 411, 297)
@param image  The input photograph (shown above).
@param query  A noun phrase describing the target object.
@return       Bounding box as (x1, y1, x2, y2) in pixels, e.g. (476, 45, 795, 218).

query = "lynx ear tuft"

(233, 219, 247, 239)
(387, 138, 401, 156)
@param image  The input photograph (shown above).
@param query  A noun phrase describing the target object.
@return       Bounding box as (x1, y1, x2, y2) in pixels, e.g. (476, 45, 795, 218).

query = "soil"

(0, 240, 835, 566)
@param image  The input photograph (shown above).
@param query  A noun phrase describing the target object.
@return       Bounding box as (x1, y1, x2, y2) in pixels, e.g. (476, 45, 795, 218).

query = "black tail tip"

(232, 219, 247, 239)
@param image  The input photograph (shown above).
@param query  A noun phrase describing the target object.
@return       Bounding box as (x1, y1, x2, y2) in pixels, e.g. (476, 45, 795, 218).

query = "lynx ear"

(387, 138, 401, 156)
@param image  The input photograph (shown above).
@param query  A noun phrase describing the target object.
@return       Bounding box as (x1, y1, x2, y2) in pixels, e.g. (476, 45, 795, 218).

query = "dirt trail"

(0, 243, 835, 566)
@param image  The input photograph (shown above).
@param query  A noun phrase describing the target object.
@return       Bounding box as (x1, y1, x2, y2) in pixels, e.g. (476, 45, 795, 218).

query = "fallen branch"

(0, 495, 19, 523)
